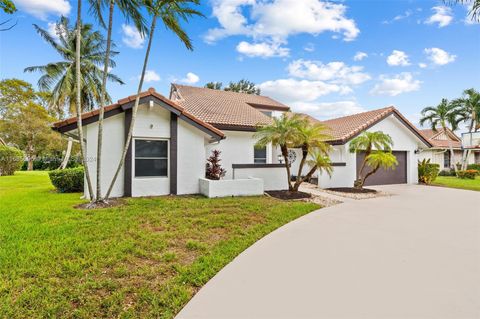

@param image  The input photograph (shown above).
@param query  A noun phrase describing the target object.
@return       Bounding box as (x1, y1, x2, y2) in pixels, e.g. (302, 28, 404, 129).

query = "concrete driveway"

(177, 185, 480, 319)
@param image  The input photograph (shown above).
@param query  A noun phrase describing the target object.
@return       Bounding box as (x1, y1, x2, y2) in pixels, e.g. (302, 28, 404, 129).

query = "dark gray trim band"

(170, 113, 178, 195)
(232, 163, 286, 169)
(213, 124, 258, 132)
(331, 162, 347, 166)
(124, 109, 132, 197)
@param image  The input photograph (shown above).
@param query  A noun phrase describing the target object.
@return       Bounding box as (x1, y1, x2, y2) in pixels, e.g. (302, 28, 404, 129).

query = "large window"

(443, 150, 451, 168)
(254, 146, 267, 164)
(135, 139, 168, 177)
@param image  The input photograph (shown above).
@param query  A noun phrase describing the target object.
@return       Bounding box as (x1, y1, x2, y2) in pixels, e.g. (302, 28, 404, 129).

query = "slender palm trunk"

(59, 137, 73, 169)
(293, 144, 308, 190)
(358, 165, 380, 188)
(96, 0, 115, 201)
(105, 15, 157, 200)
(444, 126, 457, 172)
(75, 0, 95, 200)
(280, 144, 293, 191)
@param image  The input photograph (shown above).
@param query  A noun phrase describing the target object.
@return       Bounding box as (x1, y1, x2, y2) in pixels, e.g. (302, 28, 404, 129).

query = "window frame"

(443, 150, 451, 168)
(133, 138, 169, 178)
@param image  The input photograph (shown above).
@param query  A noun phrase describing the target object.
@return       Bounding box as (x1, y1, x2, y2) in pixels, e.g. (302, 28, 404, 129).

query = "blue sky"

(1, 0, 479, 126)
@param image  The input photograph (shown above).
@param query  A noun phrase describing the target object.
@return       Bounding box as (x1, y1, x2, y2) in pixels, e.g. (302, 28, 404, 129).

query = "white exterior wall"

(233, 166, 288, 190)
(177, 120, 209, 195)
(131, 105, 171, 197)
(319, 115, 427, 188)
(84, 113, 125, 199)
(419, 149, 476, 169)
(199, 178, 264, 198)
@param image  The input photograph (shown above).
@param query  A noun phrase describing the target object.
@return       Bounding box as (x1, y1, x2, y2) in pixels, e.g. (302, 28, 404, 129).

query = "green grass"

(0, 171, 319, 318)
(432, 176, 480, 191)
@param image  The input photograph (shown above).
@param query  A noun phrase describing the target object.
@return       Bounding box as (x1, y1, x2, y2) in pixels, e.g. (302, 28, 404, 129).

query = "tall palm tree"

(420, 98, 463, 171)
(105, 0, 203, 200)
(349, 131, 395, 188)
(91, 0, 147, 202)
(291, 122, 331, 191)
(254, 113, 307, 191)
(25, 17, 123, 171)
(451, 88, 480, 169)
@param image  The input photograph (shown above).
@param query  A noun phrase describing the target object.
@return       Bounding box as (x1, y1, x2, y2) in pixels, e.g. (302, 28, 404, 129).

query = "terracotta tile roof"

(298, 107, 431, 146)
(170, 84, 290, 129)
(419, 128, 462, 149)
(52, 88, 225, 139)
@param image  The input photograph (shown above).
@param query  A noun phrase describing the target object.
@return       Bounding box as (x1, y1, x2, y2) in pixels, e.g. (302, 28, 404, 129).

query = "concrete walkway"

(177, 185, 480, 319)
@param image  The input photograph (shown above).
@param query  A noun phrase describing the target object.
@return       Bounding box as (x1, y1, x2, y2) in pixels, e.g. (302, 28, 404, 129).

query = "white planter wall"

(233, 166, 288, 191)
(199, 178, 264, 198)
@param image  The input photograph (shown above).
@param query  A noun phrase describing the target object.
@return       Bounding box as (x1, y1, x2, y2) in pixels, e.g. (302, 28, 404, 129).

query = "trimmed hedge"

(467, 164, 480, 173)
(0, 145, 24, 176)
(48, 167, 84, 192)
(418, 159, 440, 185)
(456, 169, 478, 180)
(21, 156, 81, 171)
(439, 169, 456, 177)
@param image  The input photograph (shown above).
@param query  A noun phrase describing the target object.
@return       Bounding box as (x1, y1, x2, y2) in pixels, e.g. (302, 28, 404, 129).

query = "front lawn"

(0, 172, 319, 318)
(432, 176, 480, 192)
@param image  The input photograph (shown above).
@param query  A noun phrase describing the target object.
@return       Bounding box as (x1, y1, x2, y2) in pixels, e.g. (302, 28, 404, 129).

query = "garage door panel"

(356, 151, 407, 186)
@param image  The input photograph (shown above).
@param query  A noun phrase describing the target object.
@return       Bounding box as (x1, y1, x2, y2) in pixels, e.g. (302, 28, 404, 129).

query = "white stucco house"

(53, 84, 434, 198)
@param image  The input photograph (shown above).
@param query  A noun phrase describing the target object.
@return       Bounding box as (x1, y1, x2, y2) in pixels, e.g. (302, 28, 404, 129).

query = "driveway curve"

(177, 185, 480, 319)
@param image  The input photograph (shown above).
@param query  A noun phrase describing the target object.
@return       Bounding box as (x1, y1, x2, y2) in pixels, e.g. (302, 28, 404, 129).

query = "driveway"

(177, 185, 480, 319)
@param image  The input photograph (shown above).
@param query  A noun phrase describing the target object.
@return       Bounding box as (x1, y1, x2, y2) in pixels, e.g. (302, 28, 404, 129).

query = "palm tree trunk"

(359, 165, 380, 188)
(445, 127, 457, 173)
(105, 15, 157, 200)
(293, 144, 308, 190)
(75, 0, 95, 200)
(59, 137, 73, 169)
(95, 0, 115, 201)
(293, 164, 317, 191)
(280, 144, 293, 191)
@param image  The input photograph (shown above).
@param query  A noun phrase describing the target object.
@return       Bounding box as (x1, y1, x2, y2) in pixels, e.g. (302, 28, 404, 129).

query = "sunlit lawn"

(0, 171, 319, 318)
(432, 176, 480, 192)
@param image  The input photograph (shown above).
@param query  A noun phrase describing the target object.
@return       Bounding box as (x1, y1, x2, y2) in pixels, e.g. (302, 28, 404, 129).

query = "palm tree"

(304, 149, 333, 183)
(360, 151, 398, 187)
(254, 113, 307, 191)
(291, 122, 331, 191)
(451, 88, 480, 169)
(349, 131, 395, 189)
(25, 17, 123, 171)
(105, 0, 203, 200)
(446, 0, 480, 22)
(420, 99, 463, 172)
(91, 0, 147, 202)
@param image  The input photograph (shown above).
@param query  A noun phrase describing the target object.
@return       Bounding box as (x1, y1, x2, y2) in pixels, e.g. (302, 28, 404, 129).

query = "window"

(443, 150, 451, 168)
(135, 139, 168, 177)
(254, 146, 267, 164)
(260, 111, 272, 117)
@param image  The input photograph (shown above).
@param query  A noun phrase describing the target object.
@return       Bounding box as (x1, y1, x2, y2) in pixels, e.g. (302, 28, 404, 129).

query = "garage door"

(356, 151, 407, 186)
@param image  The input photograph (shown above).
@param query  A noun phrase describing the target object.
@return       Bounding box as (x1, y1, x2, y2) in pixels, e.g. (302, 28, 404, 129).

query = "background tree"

(224, 79, 260, 95)
(91, 0, 147, 202)
(349, 131, 396, 189)
(0, 0, 16, 31)
(255, 114, 307, 192)
(204, 81, 222, 90)
(420, 98, 463, 171)
(105, 0, 203, 200)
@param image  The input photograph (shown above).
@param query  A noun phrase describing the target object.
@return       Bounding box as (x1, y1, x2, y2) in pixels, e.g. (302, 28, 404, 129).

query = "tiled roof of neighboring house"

(311, 107, 431, 146)
(170, 84, 290, 130)
(419, 128, 462, 149)
(52, 88, 225, 139)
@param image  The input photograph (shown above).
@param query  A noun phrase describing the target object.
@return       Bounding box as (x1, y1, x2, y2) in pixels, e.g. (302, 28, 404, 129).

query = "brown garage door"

(356, 151, 407, 186)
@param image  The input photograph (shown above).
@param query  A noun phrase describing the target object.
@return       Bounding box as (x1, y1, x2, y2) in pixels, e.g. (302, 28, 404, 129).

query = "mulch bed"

(266, 190, 312, 200)
(75, 198, 125, 210)
(326, 187, 377, 194)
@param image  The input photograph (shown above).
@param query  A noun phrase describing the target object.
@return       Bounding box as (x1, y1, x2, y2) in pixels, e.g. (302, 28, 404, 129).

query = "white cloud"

(15, 0, 70, 20)
(180, 72, 200, 84)
(370, 73, 421, 96)
(383, 9, 413, 24)
(418, 63, 428, 69)
(293, 100, 365, 119)
(121, 24, 145, 49)
(205, 0, 359, 52)
(304, 43, 315, 52)
(236, 41, 289, 58)
(287, 59, 371, 86)
(142, 70, 161, 82)
(424, 47, 456, 65)
(353, 51, 368, 61)
(425, 6, 453, 27)
(386, 50, 410, 66)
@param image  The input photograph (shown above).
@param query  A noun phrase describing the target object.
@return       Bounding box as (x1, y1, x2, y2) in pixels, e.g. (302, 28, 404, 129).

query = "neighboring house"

(418, 128, 480, 170)
(301, 107, 432, 188)
(52, 85, 433, 198)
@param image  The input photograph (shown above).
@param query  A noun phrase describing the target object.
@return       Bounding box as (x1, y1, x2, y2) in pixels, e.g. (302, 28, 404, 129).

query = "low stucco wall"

(199, 178, 264, 198)
(232, 165, 288, 191)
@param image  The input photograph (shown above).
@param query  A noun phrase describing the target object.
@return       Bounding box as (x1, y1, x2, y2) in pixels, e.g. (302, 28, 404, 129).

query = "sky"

(0, 0, 479, 127)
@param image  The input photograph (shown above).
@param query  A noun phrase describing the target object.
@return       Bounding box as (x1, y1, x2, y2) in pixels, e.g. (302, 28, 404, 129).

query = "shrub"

(456, 169, 478, 179)
(206, 149, 226, 180)
(0, 145, 24, 176)
(48, 167, 84, 192)
(467, 164, 480, 174)
(418, 159, 440, 185)
(21, 155, 81, 171)
(439, 169, 456, 176)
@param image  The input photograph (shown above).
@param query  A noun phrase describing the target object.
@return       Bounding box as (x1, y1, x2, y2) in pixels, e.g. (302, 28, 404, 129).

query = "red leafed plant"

(206, 149, 226, 180)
